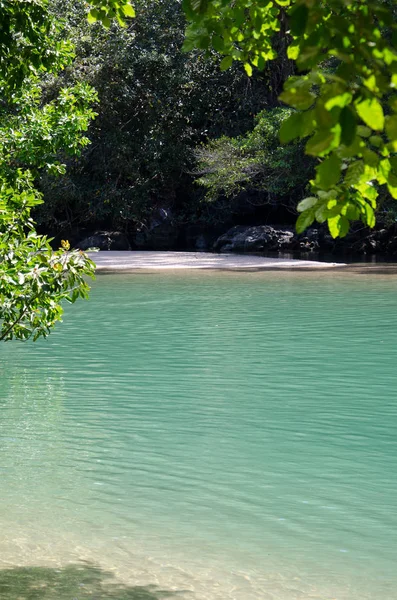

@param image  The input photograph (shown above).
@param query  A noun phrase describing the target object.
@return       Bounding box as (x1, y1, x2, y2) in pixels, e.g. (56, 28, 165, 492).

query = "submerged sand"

(88, 251, 343, 272)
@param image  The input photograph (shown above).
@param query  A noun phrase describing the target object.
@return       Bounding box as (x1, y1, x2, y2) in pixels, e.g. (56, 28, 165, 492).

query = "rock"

(183, 224, 226, 252)
(213, 225, 297, 253)
(76, 231, 131, 251)
(386, 235, 397, 254)
(194, 234, 209, 251)
(134, 223, 179, 250)
(133, 207, 179, 250)
(298, 228, 320, 252)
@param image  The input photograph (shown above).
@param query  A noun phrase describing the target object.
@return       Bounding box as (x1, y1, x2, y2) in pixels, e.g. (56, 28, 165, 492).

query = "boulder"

(76, 231, 131, 251)
(213, 225, 296, 253)
(133, 207, 179, 249)
(183, 224, 227, 252)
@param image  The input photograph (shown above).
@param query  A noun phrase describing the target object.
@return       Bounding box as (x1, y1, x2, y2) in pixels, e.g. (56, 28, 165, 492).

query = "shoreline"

(88, 250, 345, 272)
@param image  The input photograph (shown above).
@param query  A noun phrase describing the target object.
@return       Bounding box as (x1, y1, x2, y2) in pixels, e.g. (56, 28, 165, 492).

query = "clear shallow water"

(1, 270, 397, 599)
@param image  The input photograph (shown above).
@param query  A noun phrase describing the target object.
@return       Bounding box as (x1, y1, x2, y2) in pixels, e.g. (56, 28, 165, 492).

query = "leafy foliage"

(0, 0, 129, 341)
(36, 0, 271, 233)
(0, 174, 95, 341)
(87, 0, 136, 28)
(195, 107, 314, 208)
(183, 0, 397, 237)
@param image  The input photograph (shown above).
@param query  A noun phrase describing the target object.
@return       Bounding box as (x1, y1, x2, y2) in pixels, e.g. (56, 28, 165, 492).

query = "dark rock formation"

(213, 223, 397, 257)
(183, 223, 228, 252)
(133, 207, 179, 249)
(213, 225, 296, 253)
(76, 231, 131, 251)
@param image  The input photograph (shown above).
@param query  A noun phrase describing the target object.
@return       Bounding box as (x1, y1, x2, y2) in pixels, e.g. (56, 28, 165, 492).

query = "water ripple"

(1, 271, 397, 599)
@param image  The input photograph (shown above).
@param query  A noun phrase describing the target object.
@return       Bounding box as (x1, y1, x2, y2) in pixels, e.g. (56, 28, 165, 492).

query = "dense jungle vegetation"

(35, 0, 314, 243)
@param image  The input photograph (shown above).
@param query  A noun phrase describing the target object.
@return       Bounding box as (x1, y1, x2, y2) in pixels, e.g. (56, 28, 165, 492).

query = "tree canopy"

(36, 0, 267, 235)
(0, 0, 133, 341)
(183, 0, 397, 238)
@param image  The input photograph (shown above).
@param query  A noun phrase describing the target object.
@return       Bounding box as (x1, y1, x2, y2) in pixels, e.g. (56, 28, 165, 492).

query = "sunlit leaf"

(297, 197, 318, 212)
(315, 154, 342, 190)
(296, 209, 315, 234)
(356, 98, 384, 131)
(328, 214, 349, 238)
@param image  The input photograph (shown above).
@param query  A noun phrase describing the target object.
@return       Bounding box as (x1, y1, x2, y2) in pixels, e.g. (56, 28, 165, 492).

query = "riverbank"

(88, 251, 343, 272)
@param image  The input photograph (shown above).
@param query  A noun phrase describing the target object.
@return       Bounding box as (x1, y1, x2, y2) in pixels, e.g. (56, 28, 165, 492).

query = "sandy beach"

(88, 250, 343, 271)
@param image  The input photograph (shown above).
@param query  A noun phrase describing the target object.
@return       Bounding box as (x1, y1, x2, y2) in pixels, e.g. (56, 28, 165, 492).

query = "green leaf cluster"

(195, 107, 314, 208)
(87, 0, 135, 28)
(182, 0, 397, 237)
(0, 172, 95, 341)
(0, 0, 122, 341)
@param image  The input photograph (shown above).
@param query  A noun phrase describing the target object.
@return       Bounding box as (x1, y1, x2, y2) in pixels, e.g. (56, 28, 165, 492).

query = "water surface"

(1, 270, 397, 599)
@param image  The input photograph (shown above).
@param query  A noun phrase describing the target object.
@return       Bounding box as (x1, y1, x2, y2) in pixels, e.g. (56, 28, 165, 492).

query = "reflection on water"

(1, 270, 397, 599)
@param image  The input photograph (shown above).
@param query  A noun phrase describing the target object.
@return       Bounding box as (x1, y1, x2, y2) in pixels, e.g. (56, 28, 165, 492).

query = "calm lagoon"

(1, 270, 397, 599)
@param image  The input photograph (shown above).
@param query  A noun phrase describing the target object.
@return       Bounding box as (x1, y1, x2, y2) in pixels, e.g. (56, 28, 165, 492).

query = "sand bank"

(88, 251, 343, 272)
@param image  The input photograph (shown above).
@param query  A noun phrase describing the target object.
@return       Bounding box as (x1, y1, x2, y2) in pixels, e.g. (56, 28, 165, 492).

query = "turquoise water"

(1, 270, 397, 599)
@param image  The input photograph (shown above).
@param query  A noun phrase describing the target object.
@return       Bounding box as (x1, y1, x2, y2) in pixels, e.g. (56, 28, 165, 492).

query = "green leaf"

(377, 159, 391, 184)
(212, 35, 224, 52)
(387, 172, 397, 199)
(315, 154, 342, 190)
(289, 4, 308, 36)
(340, 106, 357, 146)
(122, 3, 136, 18)
(325, 92, 353, 111)
(279, 82, 315, 110)
(306, 130, 335, 156)
(369, 135, 383, 148)
(279, 88, 315, 111)
(325, 198, 342, 218)
(341, 202, 361, 221)
(315, 202, 329, 223)
(244, 63, 253, 77)
(344, 160, 365, 185)
(363, 202, 376, 227)
(87, 8, 99, 23)
(296, 210, 315, 234)
(387, 183, 397, 199)
(358, 183, 378, 206)
(301, 110, 316, 137)
(220, 56, 233, 71)
(389, 96, 397, 112)
(328, 214, 349, 238)
(361, 148, 379, 168)
(390, 157, 397, 175)
(297, 197, 318, 212)
(287, 44, 300, 60)
(356, 98, 385, 131)
(385, 115, 397, 141)
(357, 125, 372, 137)
(279, 112, 302, 143)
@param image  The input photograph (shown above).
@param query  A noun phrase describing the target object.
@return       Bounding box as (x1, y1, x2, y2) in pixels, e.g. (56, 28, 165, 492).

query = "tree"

(195, 107, 314, 212)
(0, 0, 133, 341)
(35, 0, 274, 236)
(182, 0, 397, 238)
